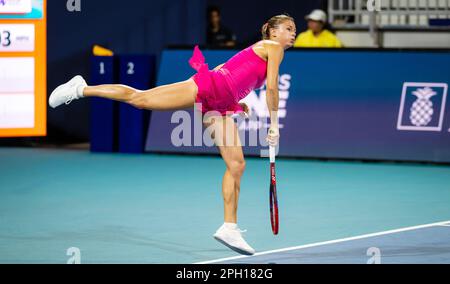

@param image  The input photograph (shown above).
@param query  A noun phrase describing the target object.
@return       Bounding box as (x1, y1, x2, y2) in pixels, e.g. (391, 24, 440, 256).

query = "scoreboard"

(0, 0, 46, 137)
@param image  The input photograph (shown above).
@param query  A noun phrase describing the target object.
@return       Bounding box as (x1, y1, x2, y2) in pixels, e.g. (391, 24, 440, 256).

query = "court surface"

(1, 147, 449, 264)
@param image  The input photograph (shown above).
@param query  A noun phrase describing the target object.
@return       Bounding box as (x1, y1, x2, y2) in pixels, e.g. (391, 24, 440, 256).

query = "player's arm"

(213, 63, 225, 71)
(265, 42, 284, 146)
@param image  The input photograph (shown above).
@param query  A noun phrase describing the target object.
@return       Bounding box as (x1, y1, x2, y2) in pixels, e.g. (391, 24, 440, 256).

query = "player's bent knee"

(129, 92, 146, 109)
(229, 159, 246, 178)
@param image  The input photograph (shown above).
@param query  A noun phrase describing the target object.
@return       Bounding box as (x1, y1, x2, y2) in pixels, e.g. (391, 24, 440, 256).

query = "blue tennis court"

(1, 147, 449, 264)
(199, 221, 450, 264)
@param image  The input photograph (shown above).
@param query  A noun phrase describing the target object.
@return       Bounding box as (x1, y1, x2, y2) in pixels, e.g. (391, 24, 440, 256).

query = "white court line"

(195, 220, 450, 264)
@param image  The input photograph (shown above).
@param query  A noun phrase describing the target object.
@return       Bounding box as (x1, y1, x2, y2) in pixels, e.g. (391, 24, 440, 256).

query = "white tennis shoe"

(49, 75, 87, 108)
(213, 223, 255, 255)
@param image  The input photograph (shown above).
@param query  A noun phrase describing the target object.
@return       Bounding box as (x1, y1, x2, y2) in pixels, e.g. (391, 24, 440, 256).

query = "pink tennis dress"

(189, 44, 267, 115)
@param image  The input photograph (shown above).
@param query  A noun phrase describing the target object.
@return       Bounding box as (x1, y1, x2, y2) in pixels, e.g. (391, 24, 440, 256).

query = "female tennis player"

(49, 14, 296, 255)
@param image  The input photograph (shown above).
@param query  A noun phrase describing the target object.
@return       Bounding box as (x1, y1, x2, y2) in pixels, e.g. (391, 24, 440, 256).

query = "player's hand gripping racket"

(269, 145, 279, 235)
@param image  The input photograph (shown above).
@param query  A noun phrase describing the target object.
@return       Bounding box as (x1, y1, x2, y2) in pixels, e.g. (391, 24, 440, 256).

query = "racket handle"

(269, 145, 276, 163)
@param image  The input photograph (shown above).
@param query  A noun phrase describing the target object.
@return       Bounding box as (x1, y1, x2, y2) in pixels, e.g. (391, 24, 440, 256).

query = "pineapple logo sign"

(397, 82, 448, 131)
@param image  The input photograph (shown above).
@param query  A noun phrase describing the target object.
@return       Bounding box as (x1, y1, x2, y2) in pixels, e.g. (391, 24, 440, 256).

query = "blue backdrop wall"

(146, 48, 450, 163)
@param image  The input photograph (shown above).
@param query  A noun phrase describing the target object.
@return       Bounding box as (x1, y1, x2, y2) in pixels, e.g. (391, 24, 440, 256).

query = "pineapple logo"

(409, 87, 437, 126)
(397, 82, 448, 132)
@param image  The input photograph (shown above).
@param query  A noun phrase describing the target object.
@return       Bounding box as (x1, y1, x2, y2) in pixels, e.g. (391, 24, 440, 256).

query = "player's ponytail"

(261, 23, 270, 40)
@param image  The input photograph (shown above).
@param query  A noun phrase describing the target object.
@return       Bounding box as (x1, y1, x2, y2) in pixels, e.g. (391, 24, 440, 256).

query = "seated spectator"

(294, 9, 342, 48)
(206, 6, 237, 48)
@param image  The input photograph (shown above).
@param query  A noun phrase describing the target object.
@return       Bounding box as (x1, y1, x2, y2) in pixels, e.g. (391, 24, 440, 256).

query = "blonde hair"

(261, 14, 295, 40)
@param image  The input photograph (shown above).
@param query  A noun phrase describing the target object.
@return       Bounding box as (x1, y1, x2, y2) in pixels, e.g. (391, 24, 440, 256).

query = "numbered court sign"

(118, 55, 155, 153)
(90, 56, 118, 152)
(0, 0, 46, 137)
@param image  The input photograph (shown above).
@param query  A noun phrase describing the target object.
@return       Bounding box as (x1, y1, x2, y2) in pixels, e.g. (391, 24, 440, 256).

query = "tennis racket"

(269, 145, 279, 235)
